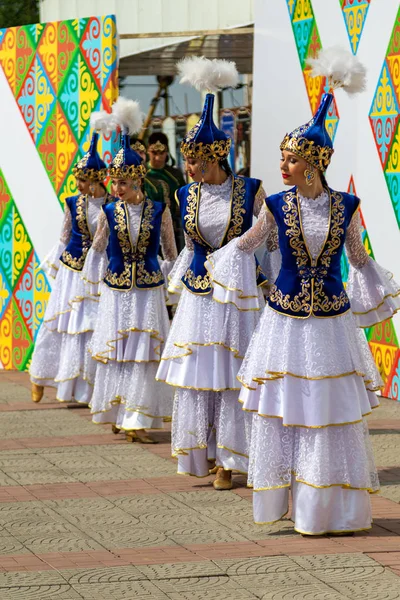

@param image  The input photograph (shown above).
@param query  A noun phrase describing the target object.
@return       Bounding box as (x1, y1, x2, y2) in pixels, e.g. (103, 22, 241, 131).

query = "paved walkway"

(0, 371, 399, 599)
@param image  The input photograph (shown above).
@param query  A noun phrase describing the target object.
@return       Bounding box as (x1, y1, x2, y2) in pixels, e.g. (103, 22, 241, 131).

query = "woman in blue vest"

(30, 112, 111, 404)
(84, 98, 177, 443)
(210, 49, 400, 533)
(156, 57, 270, 489)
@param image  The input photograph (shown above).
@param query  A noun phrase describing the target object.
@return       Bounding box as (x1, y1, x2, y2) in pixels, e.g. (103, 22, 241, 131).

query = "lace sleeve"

(237, 204, 277, 253)
(345, 210, 370, 268)
(60, 205, 72, 244)
(160, 207, 178, 261)
(253, 184, 266, 217)
(184, 232, 194, 251)
(92, 210, 109, 252)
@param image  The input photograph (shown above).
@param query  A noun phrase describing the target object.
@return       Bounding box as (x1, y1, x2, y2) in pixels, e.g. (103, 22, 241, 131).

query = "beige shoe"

(126, 430, 158, 444)
(31, 383, 44, 403)
(213, 468, 233, 491)
(208, 460, 218, 475)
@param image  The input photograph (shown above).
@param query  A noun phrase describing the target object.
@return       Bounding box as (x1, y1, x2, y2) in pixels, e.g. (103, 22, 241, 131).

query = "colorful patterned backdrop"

(0, 15, 118, 370)
(286, 0, 400, 399)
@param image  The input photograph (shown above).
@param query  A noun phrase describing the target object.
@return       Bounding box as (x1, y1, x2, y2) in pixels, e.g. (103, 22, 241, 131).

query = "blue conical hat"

(108, 97, 147, 179)
(72, 132, 108, 182)
(280, 93, 334, 171)
(178, 56, 239, 162)
(109, 131, 147, 180)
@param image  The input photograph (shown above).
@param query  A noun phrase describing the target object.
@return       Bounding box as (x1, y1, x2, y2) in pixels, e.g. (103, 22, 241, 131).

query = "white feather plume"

(307, 46, 367, 94)
(177, 56, 239, 93)
(90, 109, 113, 134)
(110, 97, 144, 134)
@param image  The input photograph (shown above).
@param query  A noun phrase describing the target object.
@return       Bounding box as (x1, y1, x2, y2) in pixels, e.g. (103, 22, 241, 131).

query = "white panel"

(252, 0, 400, 333)
(40, 0, 254, 59)
(252, 0, 309, 193)
(0, 68, 63, 261)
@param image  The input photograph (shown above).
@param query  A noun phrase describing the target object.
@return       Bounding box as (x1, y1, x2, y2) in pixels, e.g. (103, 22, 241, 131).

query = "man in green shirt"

(147, 132, 186, 252)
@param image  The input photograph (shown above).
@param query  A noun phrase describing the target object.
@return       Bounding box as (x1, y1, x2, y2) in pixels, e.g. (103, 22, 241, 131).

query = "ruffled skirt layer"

(89, 284, 173, 429)
(172, 389, 252, 476)
(30, 262, 98, 404)
(157, 275, 263, 473)
(239, 306, 381, 533)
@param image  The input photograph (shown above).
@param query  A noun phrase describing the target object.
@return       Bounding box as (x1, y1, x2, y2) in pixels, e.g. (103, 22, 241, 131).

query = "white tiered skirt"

(204, 240, 400, 534)
(29, 243, 98, 404)
(89, 282, 173, 430)
(156, 242, 264, 476)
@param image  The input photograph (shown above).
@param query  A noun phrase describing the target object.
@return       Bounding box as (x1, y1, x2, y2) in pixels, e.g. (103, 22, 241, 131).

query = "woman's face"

(185, 158, 201, 181)
(280, 150, 311, 187)
(111, 177, 137, 201)
(75, 178, 90, 194)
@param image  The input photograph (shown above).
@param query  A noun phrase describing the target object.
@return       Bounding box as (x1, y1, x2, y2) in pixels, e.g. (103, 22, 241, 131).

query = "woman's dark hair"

(147, 131, 176, 166)
(220, 158, 233, 176)
(100, 182, 107, 193)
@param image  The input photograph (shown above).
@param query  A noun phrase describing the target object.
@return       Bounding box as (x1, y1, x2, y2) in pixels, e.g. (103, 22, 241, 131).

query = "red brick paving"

(0, 371, 400, 574)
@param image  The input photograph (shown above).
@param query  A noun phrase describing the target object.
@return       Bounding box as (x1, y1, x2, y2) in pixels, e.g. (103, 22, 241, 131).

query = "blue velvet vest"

(103, 197, 165, 291)
(177, 175, 267, 295)
(60, 195, 92, 272)
(266, 187, 360, 319)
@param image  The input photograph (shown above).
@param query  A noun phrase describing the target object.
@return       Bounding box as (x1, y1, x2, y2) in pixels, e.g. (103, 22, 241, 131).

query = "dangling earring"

(201, 161, 207, 184)
(304, 168, 316, 187)
(132, 181, 140, 202)
(89, 183, 96, 197)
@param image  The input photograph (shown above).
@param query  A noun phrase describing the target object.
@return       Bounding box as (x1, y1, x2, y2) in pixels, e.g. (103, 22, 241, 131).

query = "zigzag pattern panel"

(286, 0, 399, 399)
(0, 16, 118, 370)
(340, 0, 372, 55)
(369, 5, 400, 230)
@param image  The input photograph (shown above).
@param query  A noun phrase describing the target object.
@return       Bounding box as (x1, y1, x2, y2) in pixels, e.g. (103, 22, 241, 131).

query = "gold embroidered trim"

(269, 189, 351, 317)
(253, 470, 378, 493)
(183, 268, 211, 291)
(61, 195, 91, 272)
(280, 127, 334, 171)
(225, 177, 246, 243)
(92, 326, 164, 364)
(136, 198, 164, 287)
(237, 369, 382, 391)
(181, 138, 231, 162)
(131, 141, 146, 154)
(109, 159, 147, 180)
(148, 140, 167, 152)
(72, 165, 107, 182)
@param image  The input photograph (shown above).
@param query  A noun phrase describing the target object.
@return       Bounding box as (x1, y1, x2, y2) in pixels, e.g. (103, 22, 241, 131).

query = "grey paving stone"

(214, 556, 303, 575)
(2, 469, 78, 485)
(168, 490, 244, 507)
(259, 585, 348, 600)
(0, 535, 31, 554)
(154, 575, 242, 593)
(0, 586, 82, 600)
(72, 580, 168, 599)
(65, 566, 145, 584)
(311, 565, 387, 583)
(291, 553, 383, 571)
(329, 572, 400, 599)
(166, 590, 258, 600)
(232, 571, 321, 592)
(380, 484, 400, 503)
(0, 571, 68, 587)
(14, 532, 105, 553)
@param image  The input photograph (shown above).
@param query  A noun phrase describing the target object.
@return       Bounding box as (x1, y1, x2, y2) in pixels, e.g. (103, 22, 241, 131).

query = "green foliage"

(0, 0, 40, 29)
